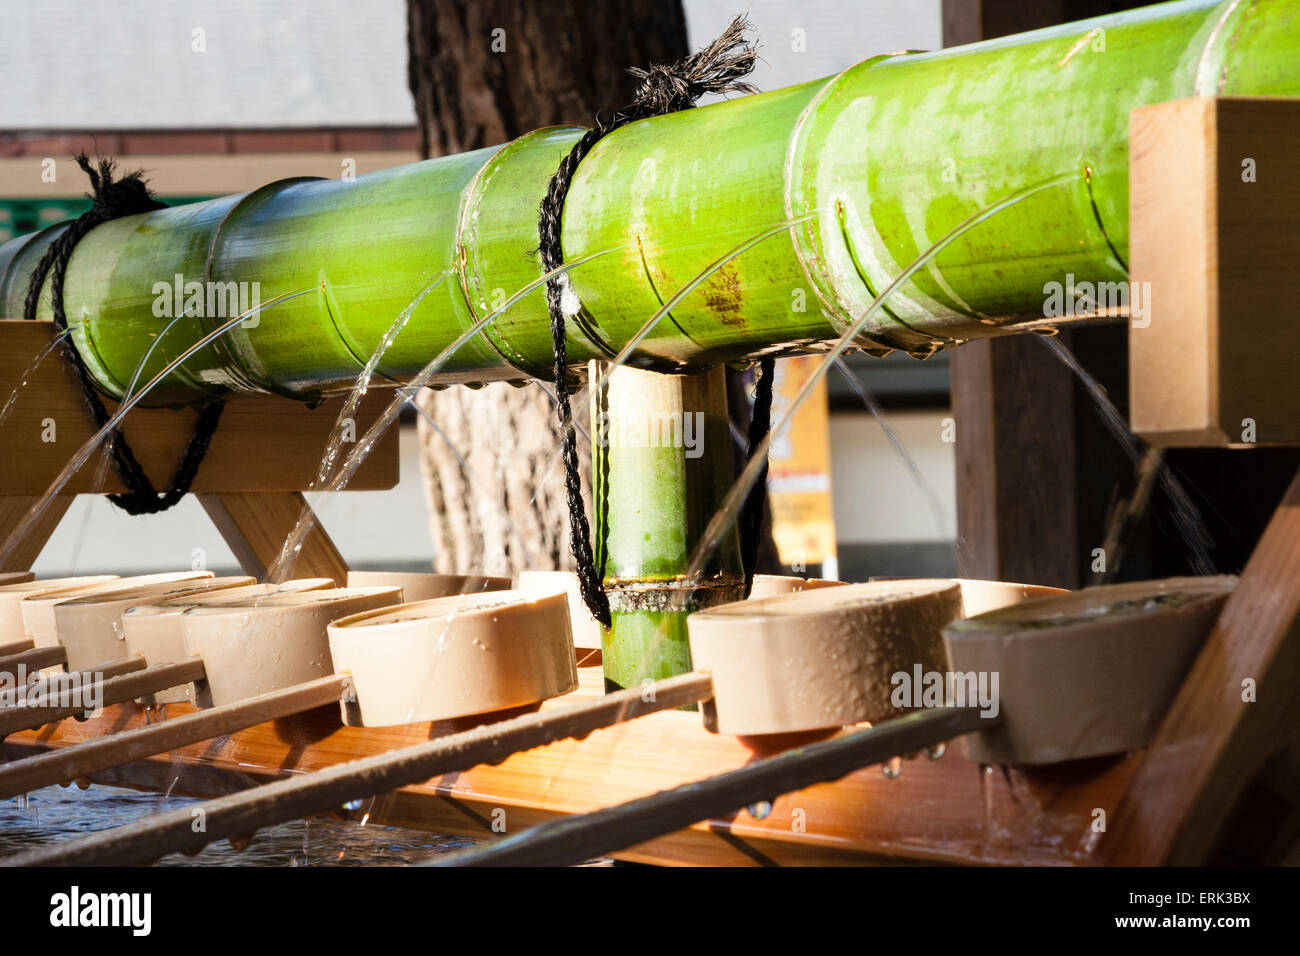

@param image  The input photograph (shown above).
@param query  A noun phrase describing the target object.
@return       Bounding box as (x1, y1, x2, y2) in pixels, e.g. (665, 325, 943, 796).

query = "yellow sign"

(766, 356, 838, 577)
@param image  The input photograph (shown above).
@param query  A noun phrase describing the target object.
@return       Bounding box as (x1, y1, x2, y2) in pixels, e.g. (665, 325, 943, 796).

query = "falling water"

(0, 327, 72, 430)
(1036, 335, 1215, 574)
(586, 174, 1084, 682)
(1093, 445, 1164, 584)
(683, 174, 1078, 593)
(265, 247, 623, 583)
(310, 270, 452, 492)
(0, 288, 315, 567)
(270, 215, 817, 583)
(832, 356, 952, 546)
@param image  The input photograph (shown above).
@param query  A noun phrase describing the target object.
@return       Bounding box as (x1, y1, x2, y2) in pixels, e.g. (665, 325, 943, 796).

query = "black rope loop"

(537, 17, 763, 628)
(740, 359, 775, 596)
(23, 153, 224, 515)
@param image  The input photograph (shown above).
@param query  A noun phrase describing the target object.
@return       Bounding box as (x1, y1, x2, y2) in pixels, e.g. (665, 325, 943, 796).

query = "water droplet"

(926, 742, 947, 760)
(343, 798, 363, 812)
(747, 800, 773, 820)
(881, 756, 903, 779)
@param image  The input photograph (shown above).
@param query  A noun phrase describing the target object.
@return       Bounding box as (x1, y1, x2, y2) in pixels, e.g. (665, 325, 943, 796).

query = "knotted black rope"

(23, 154, 224, 515)
(538, 17, 763, 628)
(740, 359, 775, 596)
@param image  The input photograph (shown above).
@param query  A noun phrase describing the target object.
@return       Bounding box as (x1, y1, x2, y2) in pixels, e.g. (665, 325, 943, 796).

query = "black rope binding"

(740, 359, 775, 596)
(538, 18, 761, 628)
(23, 154, 224, 515)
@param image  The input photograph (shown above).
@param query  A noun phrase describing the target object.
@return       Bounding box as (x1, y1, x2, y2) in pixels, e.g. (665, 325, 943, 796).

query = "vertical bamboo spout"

(592, 363, 742, 692)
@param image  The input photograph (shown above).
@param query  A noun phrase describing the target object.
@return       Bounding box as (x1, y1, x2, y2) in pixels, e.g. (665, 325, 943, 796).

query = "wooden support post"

(0, 320, 396, 581)
(1129, 97, 1300, 446)
(198, 492, 348, 584)
(949, 336, 1080, 588)
(0, 495, 73, 572)
(1101, 468, 1300, 864)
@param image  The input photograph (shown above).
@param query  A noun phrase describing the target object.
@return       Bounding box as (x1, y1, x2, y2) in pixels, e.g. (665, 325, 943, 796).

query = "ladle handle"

(0, 674, 349, 800)
(11, 670, 715, 866)
(0, 638, 34, 657)
(0, 644, 66, 679)
(12, 655, 147, 705)
(0, 656, 206, 738)
(434, 706, 992, 867)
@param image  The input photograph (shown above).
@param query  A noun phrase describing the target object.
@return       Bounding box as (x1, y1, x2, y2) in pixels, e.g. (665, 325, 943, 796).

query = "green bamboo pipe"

(2, 0, 1297, 406)
(592, 364, 742, 693)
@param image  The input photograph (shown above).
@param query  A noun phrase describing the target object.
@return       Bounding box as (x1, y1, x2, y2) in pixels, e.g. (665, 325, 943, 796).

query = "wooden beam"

(0, 152, 418, 199)
(0, 320, 399, 495)
(950, 335, 1080, 588)
(1100, 468, 1300, 864)
(1129, 97, 1300, 446)
(198, 492, 348, 584)
(0, 494, 73, 572)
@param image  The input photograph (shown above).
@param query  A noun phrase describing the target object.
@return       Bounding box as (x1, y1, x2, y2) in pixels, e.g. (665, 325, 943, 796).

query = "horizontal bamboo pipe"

(1, 1, 1295, 405)
(433, 706, 988, 867)
(0, 675, 348, 800)
(9, 672, 713, 866)
(0, 657, 204, 739)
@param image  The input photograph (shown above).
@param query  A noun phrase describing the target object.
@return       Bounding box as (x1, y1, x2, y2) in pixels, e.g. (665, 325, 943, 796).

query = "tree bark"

(406, 0, 689, 575)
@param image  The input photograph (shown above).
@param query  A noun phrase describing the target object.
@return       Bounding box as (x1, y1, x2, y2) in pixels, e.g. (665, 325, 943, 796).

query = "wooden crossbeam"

(0, 319, 398, 579)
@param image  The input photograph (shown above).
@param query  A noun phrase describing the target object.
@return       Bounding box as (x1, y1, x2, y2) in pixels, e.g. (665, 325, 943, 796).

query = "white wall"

(828, 410, 956, 545)
(0, 0, 412, 130)
(688, 0, 941, 95)
(0, 0, 942, 130)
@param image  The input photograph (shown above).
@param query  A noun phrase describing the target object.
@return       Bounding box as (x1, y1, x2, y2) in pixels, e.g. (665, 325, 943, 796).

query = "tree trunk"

(406, 0, 689, 575)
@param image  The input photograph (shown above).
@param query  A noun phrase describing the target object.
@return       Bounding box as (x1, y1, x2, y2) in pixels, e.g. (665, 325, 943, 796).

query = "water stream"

(268, 215, 813, 584)
(832, 356, 952, 546)
(1036, 335, 1215, 574)
(0, 327, 71, 430)
(0, 288, 315, 567)
(682, 175, 1077, 591)
(264, 248, 623, 583)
